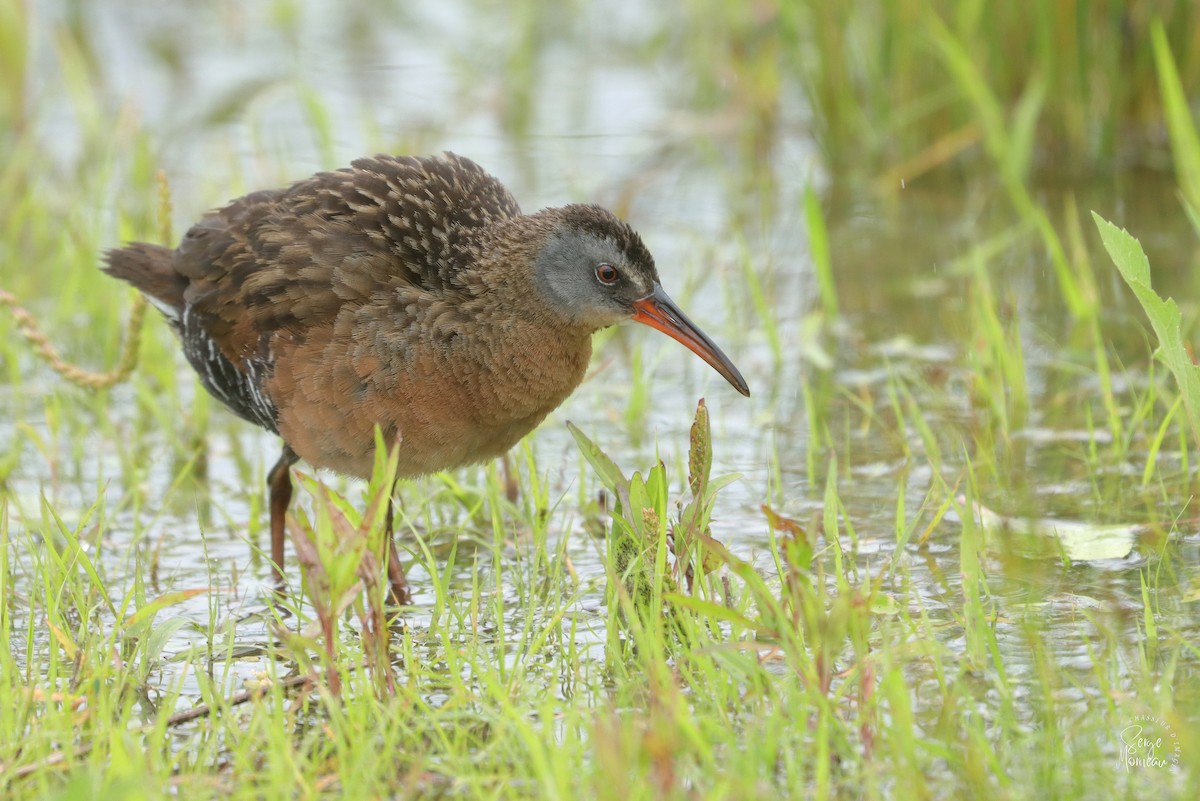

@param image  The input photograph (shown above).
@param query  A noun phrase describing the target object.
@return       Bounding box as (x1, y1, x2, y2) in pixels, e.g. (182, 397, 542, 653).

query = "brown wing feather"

(171, 152, 520, 366)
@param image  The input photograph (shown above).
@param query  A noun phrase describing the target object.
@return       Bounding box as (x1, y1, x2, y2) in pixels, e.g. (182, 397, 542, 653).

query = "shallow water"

(5, 0, 1200, 744)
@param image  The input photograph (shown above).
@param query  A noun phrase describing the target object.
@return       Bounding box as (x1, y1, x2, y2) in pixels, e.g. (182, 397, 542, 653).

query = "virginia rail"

(103, 152, 749, 602)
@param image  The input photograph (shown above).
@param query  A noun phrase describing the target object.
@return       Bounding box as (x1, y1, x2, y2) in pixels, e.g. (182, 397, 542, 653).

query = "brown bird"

(103, 152, 749, 603)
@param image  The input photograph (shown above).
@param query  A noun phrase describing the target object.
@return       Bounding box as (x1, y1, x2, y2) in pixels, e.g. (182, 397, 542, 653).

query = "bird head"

(530, 204, 750, 397)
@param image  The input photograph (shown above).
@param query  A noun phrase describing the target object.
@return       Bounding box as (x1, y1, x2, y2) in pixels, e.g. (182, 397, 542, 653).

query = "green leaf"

(666, 593, 766, 633)
(1007, 76, 1046, 183)
(627, 471, 655, 539)
(40, 495, 115, 616)
(1152, 20, 1200, 215)
(692, 530, 734, 576)
(677, 499, 704, 541)
(1093, 212, 1200, 448)
(804, 185, 837, 317)
(706, 473, 743, 496)
(645, 461, 668, 520)
(123, 589, 211, 632)
(143, 616, 194, 665)
(1094, 213, 1150, 283)
(1183, 196, 1200, 240)
(566, 421, 627, 491)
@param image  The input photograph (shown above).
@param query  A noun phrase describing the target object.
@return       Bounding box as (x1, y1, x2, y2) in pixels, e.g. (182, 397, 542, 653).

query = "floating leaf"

(966, 497, 1143, 561)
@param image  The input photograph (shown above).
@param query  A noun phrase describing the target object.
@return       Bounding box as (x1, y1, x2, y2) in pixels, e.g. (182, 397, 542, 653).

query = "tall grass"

(673, 0, 1199, 179)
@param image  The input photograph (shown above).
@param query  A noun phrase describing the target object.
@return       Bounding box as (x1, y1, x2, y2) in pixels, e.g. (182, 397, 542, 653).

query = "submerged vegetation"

(2, 1, 1199, 799)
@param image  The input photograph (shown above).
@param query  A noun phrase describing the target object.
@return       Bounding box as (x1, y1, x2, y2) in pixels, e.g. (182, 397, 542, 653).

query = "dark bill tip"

(630, 284, 750, 397)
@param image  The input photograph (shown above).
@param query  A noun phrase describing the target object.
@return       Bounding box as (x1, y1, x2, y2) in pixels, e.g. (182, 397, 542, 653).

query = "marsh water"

(5, 0, 1199, 765)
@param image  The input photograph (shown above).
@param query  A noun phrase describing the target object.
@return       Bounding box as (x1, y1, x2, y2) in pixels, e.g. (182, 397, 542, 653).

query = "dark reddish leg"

(267, 445, 299, 591)
(384, 496, 412, 606)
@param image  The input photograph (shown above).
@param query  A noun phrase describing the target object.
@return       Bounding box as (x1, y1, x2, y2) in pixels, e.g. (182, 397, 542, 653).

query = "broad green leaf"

(144, 616, 194, 664)
(566, 421, 627, 491)
(706, 473, 743, 497)
(1093, 212, 1200, 447)
(627, 471, 659, 540)
(645, 462, 668, 520)
(1095, 214, 1150, 282)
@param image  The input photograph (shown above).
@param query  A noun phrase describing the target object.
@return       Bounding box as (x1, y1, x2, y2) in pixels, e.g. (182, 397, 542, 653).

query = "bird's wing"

(171, 152, 522, 367)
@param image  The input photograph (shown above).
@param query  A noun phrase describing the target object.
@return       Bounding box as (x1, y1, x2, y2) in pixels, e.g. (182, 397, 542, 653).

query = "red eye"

(595, 263, 619, 285)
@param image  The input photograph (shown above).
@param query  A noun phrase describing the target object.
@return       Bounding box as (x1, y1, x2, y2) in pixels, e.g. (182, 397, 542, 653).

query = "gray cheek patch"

(534, 232, 635, 321)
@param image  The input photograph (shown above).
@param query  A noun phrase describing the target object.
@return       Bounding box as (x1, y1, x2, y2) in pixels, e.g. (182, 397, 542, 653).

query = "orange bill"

(631, 284, 750, 397)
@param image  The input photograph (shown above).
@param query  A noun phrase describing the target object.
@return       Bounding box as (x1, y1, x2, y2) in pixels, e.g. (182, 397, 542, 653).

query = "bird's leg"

(384, 490, 412, 606)
(267, 445, 299, 592)
(501, 453, 520, 504)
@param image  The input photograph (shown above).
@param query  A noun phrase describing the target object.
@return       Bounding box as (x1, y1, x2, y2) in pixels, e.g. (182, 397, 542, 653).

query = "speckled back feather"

(176, 152, 521, 360)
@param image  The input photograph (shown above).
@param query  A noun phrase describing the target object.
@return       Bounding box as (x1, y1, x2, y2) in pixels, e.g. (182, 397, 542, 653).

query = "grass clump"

(6, 395, 1193, 799)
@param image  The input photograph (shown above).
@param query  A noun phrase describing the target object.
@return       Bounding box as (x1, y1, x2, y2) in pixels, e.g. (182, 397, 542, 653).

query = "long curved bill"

(631, 283, 751, 397)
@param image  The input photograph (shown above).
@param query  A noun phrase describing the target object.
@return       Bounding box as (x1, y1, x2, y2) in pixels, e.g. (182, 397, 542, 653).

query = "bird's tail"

(103, 243, 186, 317)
